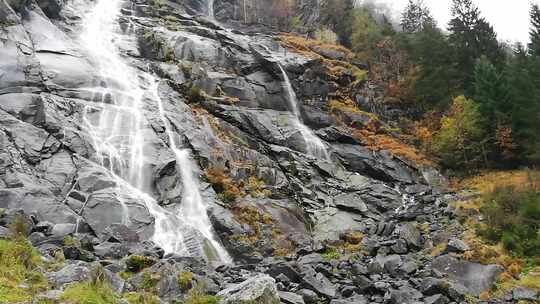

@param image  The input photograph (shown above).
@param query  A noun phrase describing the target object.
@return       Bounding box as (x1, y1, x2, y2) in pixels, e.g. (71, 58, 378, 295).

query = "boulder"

(47, 263, 91, 287)
(387, 287, 422, 304)
(424, 294, 450, 304)
(217, 274, 280, 304)
(446, 238, 470, 253)
(431, 255, 502, 296)
(512, 287, 538, 301)
(279, 291, 305, 304)
(299, 267, 336, 299)
(398, 223, 423, 249)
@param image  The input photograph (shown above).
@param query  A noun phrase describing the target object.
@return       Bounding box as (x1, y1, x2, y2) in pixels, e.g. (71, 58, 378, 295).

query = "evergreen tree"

(448, 0, 503, 95)
(529, 4, 540, 56)
(401, 0, 434, 33)
(506, 49, 540, 164)
(473, 56, 510, 126)
(407, 23, 460, 109)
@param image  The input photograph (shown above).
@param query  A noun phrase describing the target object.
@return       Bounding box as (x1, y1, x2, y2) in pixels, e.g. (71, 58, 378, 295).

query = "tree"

(401, 0, 435, 33)
(320, 0, 355, 47)
(350, 8, 384, 61)
(271, 0, 296, 29)
(404, 23, 460, 109)
(473, 56, 510, 126)
(434, 95, 487, 170)
(529, 4, 540, 56)
(473, 56, 513, 162)
(448, 0, 503, 95)
(505, 50, 540, 165)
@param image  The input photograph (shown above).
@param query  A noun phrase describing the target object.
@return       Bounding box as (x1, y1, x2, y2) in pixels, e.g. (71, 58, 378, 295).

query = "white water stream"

(208, 0, 215, 18)
(278, 65, 330, 160)
(80, 0, 230, 264)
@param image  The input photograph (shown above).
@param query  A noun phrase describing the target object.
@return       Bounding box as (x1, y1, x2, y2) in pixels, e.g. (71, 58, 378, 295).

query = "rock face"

(0, 0, 503, 303)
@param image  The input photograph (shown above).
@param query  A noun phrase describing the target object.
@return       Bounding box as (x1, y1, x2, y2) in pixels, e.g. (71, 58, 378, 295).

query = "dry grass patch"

(205, 168, 244, 203)
(230, 206, 295, 256)
(352, 129, 434, 166)
(278, 33, 354, 60)
(455, 170, 540, 193)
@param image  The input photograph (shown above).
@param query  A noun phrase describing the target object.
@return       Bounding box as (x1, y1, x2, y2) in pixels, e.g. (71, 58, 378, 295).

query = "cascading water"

(207, 0, 214, 18)
(80, 0, 230, 264)
(278, 64, 330, 160)
(150, 79, 231, 263)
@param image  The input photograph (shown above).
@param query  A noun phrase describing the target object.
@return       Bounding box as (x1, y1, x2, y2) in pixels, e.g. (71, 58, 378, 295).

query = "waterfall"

(80, 0, 230, 264)
(208, 0, 214, 18)
(278, 64, 329, 160)
(150, 79, 231, 263)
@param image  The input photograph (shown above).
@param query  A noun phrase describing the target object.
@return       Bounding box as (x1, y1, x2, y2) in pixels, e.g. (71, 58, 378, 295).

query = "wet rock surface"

(0, 0, 511, 303)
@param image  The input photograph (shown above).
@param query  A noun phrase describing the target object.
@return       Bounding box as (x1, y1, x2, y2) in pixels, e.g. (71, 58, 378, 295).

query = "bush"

(125, 255, 155, 273)
(479, 183, 540, 257)
(8, 215, 31, 237)
(187, 85, 205, 103)
(178, 271, 193, 291)
(314, 27, 338, 44)
(321, 248, 341, 260)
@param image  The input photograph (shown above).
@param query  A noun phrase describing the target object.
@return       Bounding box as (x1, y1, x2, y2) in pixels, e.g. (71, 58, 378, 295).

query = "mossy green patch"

(61, 280, 118, 304)
(182, 284, 220, 304)
(178, 271, 193, 291)
(320, 247, 341, 261)
(0, 238, 48, 302)
(123, 291, 160, 304)
(125, 255, 155, 272)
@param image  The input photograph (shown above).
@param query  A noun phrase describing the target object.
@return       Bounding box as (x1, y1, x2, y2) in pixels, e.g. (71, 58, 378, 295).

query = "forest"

(310, 0, 540, 173)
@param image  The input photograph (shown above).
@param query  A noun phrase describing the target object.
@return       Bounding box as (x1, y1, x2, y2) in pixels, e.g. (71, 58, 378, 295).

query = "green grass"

(0, 237, 48, 303)
(178, 271, 193, 291)
(123, 292, 160, 304)
(61, 280, 118, 304)
(320, 248, 341, 261)
(182, 284, 220, 304)
(140, 271, 158, 290)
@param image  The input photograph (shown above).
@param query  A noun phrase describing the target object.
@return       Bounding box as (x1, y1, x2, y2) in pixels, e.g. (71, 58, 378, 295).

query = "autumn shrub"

(315, 27, 339, 44)
(205, 168, 243, 203)
(478, 184, 540, 257)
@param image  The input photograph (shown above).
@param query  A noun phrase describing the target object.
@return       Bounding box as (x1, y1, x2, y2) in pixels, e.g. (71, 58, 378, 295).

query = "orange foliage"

(495, 124, 517, 160)
(352, 129, 433, 166)
(457, 170, 540, 193)
(279, 33, 354, 60)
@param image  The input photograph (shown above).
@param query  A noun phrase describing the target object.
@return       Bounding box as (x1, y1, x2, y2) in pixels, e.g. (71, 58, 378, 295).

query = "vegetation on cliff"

(308, 0, 540, 173)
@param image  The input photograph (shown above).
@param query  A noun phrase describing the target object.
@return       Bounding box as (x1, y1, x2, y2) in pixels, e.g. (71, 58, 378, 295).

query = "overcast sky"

(366, 0, 538, 44)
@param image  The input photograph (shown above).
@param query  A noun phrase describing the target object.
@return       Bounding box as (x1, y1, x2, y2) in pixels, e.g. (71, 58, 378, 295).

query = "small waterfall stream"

(80, 0, 230, 264)
(208, 0, 214, 18)
(278, 64, 330, 160)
